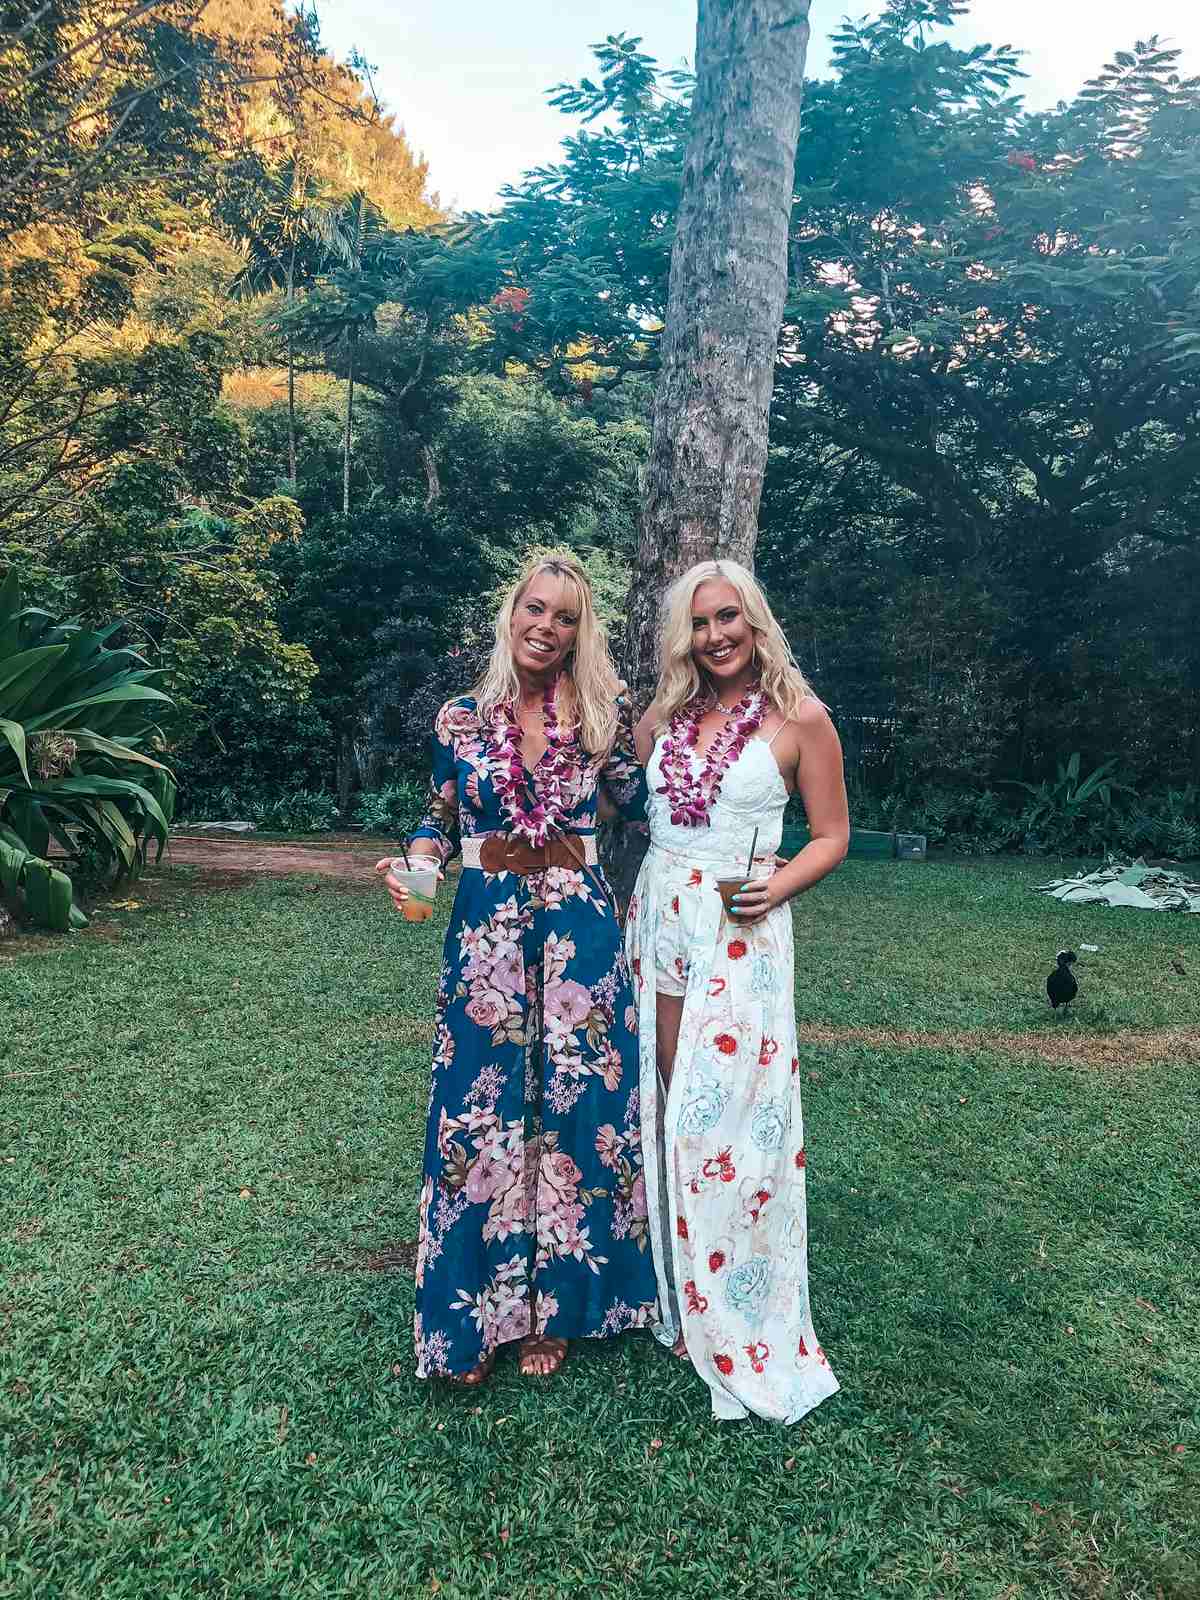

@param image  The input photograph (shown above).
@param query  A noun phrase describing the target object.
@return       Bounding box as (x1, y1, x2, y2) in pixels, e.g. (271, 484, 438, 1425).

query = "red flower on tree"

(491, 284, 531, 332)
(1006, 150, 1037, 172)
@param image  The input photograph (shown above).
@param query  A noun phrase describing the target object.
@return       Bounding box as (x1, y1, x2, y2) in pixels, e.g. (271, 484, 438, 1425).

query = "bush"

(808, 764, 1199, 860)
(0, 569, 176, 930)
(179, 784, 338, 833)
(352, 780, 427, 835)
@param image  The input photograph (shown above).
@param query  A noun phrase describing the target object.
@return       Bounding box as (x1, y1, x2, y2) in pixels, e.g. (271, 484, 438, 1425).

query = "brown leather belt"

(465, 831, 598, 875)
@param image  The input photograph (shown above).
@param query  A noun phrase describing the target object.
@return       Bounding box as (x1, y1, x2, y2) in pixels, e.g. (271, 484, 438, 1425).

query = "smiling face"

(509, 570, 581, 681)
(690, 578, 757, 691)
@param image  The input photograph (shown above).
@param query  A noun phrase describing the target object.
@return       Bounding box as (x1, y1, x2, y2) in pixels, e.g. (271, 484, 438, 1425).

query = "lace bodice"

(646, 733, 788, 869)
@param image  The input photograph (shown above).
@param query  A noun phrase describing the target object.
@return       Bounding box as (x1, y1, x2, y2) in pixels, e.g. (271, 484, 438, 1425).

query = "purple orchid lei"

(489, 675, 579, 846)
(655, 687, 768, 826)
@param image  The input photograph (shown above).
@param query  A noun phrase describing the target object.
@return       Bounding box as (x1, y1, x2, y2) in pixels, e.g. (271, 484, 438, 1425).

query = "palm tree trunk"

(286, 245, 297, 487)
(341, 195, 368, 519)
(343, 335, 355, 517)
(623, 0, 813, 707)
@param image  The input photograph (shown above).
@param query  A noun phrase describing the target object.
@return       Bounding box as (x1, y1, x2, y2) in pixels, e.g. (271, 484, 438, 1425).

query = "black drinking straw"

(744, 826, 760, 882)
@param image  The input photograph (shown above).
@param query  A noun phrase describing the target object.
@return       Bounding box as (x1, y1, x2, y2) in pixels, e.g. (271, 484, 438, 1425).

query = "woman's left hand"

(730, 878, 780, 925)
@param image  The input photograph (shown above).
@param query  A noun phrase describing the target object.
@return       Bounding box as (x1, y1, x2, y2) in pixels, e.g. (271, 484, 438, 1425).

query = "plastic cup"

(715, 877, 747, 919)
(391, 862, 439, 923)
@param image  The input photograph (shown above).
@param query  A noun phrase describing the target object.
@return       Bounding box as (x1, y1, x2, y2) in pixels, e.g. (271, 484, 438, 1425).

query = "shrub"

(0, 570, 175, 930)
(178, 784, 338, 833)
(352, 780, 427, 835)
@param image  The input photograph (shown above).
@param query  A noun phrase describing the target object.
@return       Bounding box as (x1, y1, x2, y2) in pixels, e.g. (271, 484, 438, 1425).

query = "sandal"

(448, 1351, 496, 1387)
(518, 1336, 568, 1377)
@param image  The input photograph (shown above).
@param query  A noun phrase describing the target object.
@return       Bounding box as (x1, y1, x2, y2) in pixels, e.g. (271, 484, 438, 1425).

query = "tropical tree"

(230, 156, 348, 485)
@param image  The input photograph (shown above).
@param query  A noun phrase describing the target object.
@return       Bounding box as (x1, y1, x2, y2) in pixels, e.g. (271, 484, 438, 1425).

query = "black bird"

(1046, 950, 1078, 1014)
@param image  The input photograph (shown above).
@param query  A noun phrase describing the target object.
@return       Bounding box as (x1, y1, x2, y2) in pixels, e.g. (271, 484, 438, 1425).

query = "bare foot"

(448, 1352, 495, 1387)
(671, 1334, 689, 1360)
(518, 1336, 568, 1377)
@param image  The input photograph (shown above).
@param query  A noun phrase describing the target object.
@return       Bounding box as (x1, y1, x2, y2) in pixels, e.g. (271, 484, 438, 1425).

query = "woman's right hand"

(374, 855, 443, 914)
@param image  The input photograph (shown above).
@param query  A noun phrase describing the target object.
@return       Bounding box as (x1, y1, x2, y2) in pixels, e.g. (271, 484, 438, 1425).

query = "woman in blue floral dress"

(378, 554, 658, 1383)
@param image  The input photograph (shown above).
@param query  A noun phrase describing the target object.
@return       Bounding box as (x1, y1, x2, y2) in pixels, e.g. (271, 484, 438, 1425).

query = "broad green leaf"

(0, 644, 69, 708)
(71, 732, 171, 774)
(23, 683, 172, 733)
(0, 718, 31, 785)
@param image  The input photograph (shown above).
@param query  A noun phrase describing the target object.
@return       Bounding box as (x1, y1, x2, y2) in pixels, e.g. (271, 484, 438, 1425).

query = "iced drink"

(392, 862, 439, 923)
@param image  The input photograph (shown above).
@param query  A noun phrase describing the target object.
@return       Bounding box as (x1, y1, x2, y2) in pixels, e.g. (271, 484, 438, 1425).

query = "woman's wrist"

(398, 842, 441, 863)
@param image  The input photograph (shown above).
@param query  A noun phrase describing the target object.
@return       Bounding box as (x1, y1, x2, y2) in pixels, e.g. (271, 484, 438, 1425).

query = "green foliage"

(0, 569, 175, 928)
(1004, 754, 1135, 848)
(836, 767, 1198, 860)
(351, 780, 427, 835)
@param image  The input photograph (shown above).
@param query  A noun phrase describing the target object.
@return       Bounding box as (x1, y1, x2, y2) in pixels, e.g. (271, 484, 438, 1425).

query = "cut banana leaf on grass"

(0, 571, 176, 931)
(1039, 857, 1200, 913)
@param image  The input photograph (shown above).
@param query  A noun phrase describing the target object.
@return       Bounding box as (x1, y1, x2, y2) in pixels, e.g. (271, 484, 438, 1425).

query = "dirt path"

(161, 834, 391, 882)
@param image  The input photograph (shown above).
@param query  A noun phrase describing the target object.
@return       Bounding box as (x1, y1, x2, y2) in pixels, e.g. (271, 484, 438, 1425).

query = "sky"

(316, 1, 1200, 213)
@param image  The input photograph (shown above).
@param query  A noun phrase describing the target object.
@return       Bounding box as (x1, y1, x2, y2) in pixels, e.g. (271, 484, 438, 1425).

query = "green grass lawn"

(2, 859, 1198, 1600)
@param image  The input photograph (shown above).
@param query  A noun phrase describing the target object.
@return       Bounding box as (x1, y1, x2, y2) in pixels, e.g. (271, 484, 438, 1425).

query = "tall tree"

(230, 156, 345, 486)
(624, 0, 813, 703)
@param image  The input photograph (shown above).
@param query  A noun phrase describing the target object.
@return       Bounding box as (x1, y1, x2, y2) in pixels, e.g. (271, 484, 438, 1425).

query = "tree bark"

(606, 0, 812, 911)
(622, 0, 812, 707)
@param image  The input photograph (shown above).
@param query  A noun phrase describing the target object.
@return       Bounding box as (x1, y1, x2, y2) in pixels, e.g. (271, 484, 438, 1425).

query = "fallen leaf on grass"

(276, 1405, 288, 1443)
(238, 1188, 253, 1199)
(784, 1457, 795, 1471)
(108, 899, 143, 911)
(304, 1452, 317, 1466)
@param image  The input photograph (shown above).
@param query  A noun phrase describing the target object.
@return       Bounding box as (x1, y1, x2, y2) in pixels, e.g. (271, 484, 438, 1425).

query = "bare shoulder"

(794, 696, 837, 736)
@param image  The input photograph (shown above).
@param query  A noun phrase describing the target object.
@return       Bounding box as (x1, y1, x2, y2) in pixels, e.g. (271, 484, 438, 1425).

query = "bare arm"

(730, 699, 849, 924)
(633, 709, 657, 767)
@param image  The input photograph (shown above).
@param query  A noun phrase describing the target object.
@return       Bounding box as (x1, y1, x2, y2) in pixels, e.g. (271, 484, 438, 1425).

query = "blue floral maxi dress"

(409, 696, 659, 1377)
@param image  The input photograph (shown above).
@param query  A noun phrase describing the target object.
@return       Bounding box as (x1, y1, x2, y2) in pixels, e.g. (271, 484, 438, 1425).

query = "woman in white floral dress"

(626, 560, 849, 1423)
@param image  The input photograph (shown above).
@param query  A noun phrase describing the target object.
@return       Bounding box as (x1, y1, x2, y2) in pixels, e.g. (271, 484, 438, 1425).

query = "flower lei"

(655, 687, 767, 827)
(489, 676, 579, 846)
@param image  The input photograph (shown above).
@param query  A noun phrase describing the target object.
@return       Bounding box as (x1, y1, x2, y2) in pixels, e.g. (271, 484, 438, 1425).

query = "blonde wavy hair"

(648, 559, 816, 734)
(472, 551, 620, 755)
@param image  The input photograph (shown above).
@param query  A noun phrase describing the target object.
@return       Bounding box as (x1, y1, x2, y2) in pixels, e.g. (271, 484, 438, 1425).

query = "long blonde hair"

(472, 551, 620, 755)
(648, 559, 816, 733)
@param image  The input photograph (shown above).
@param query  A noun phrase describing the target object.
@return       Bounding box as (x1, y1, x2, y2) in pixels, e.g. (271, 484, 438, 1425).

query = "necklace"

(655, 687, 767, 827)
(490, 677, 579, 846)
